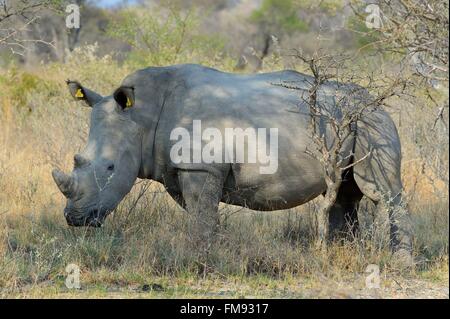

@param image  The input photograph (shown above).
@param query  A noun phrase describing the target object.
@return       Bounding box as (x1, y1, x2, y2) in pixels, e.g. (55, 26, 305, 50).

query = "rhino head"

(52, 81, 143, 227)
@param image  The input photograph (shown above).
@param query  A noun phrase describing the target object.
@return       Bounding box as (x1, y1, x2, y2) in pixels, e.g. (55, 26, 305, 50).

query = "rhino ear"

(66, 80, 103, 107)
(113, 86, 135, 110)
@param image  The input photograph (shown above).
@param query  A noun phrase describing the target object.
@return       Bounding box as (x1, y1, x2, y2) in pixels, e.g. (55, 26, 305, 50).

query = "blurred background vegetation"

(0, 0, 418, 68)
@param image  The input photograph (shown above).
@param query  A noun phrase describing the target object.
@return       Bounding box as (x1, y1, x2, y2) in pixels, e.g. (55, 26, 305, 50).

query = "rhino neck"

(137, 110, 163, 180)
(125, 67, 178, 181)
(137, 89, 170, 181)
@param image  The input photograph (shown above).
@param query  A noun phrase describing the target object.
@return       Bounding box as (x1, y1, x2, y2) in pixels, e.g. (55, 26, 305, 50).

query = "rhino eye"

(107, 164, 115, 171)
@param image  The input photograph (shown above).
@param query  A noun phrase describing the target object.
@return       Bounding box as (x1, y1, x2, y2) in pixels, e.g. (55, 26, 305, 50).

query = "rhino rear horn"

(52, 169, 75, 198)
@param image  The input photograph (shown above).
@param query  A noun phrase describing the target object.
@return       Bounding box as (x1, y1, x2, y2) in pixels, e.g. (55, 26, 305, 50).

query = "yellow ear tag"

(126, 97, 132, 108)
(75, 88, 84, 98)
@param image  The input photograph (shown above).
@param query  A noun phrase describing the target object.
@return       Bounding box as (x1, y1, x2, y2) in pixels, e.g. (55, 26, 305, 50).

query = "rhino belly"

(221, 155, 326, 211)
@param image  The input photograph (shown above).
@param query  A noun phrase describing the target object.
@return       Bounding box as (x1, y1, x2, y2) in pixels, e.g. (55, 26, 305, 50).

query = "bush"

(107, 5, 228, 69)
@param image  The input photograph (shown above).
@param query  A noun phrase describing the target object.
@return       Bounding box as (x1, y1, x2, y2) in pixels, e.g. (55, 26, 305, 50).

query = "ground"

(4, 267, 448, 299)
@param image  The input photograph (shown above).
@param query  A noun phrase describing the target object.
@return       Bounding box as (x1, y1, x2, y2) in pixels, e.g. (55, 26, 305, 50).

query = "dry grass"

(0, 48, 448, 298)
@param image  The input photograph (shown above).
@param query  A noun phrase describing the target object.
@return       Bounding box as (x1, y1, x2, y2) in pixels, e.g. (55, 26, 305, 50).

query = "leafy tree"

(245, 0, 343, 69)
(107, 4, 225, 67)
(250, 0, 309, 34)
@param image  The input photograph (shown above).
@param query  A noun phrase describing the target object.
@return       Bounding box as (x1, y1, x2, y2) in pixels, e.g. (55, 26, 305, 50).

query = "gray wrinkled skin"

(53, 64, 412, 257)
(53, 97, 143, 226)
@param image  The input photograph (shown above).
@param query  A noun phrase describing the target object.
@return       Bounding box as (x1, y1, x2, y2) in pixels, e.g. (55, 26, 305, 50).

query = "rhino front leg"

(178, 170, 223, 256)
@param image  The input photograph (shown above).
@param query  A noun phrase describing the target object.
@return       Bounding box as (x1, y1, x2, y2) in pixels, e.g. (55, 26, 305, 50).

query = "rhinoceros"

(52, 64, 412, 258)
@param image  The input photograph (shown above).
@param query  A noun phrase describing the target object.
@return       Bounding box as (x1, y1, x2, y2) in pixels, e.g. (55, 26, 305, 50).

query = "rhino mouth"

(64, 207, 110, 227)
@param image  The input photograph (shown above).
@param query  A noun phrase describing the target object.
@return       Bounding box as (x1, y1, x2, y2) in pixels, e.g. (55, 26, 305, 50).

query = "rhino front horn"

(52, 169, 74, 198)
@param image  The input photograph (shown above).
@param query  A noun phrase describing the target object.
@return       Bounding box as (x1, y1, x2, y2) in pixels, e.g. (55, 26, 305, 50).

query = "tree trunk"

(316, 182, 340, 250)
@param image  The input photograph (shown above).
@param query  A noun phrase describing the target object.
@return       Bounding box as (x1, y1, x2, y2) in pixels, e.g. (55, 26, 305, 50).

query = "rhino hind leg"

(352, 113, 413, 266)
(328, 167, 364, 240)
(355, 180, 414, 268)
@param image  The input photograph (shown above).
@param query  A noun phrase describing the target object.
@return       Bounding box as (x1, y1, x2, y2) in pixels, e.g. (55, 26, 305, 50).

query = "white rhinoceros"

(53, 64, 412, 258)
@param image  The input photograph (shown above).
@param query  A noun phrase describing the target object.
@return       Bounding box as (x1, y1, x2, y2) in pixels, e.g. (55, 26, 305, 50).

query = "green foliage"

(57, 43, 130, 89)
(250, 0, 308, 33)
(0, 69, 55, 110)
(249, 0, 348, 35)
(0, 51, 18, 68)
(107, 6, 226, 68)
(347, 16, 379, 50)
(345, 6, 381, 51)
(315, 0, 345, 15)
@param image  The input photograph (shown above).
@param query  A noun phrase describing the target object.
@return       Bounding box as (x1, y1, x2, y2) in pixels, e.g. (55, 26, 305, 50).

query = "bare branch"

(0, 0, 54, 56)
